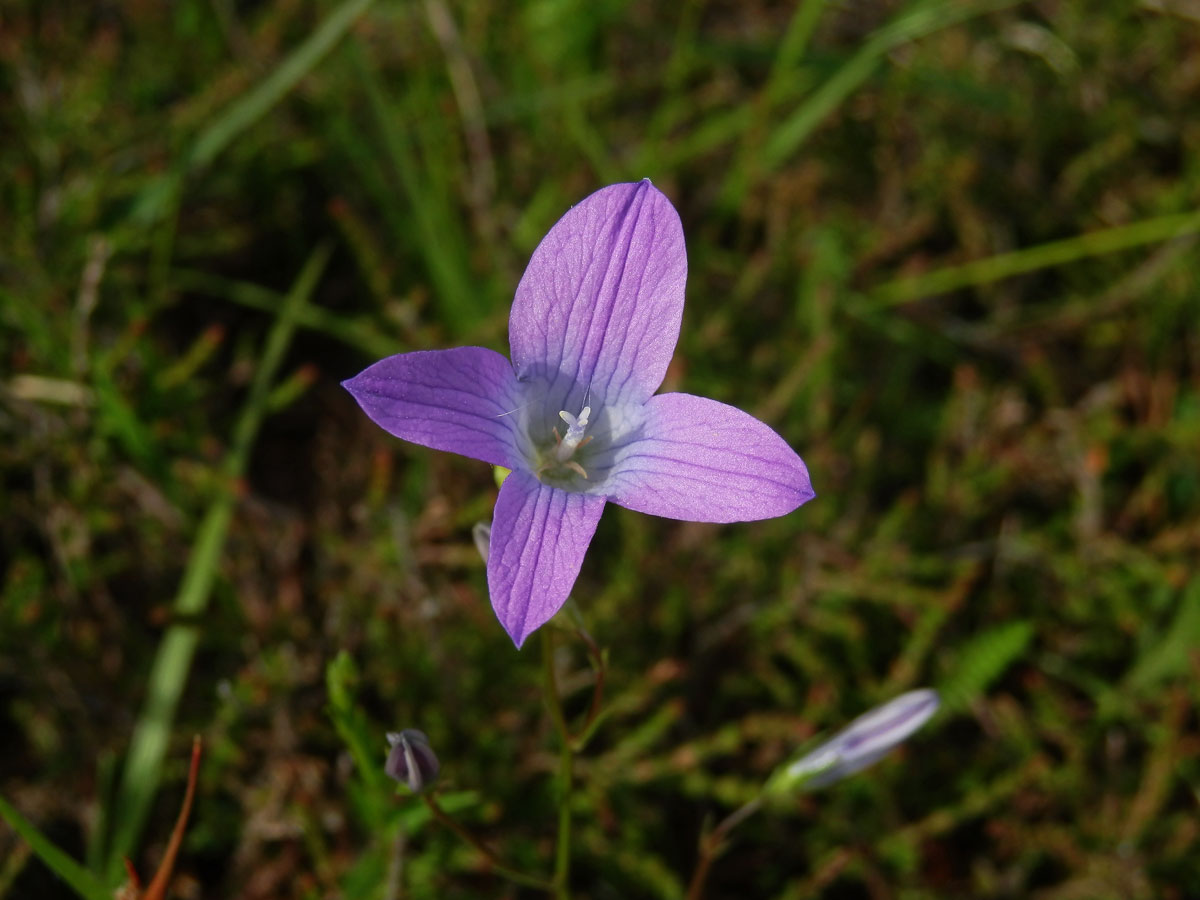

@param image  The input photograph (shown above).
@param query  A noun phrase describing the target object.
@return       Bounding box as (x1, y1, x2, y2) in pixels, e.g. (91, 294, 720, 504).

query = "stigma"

(543, 404, 593, 480)
(555, 406, 591, 460)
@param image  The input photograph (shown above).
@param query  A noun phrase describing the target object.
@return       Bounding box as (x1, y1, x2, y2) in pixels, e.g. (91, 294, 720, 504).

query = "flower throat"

(535, 402, 593, 483)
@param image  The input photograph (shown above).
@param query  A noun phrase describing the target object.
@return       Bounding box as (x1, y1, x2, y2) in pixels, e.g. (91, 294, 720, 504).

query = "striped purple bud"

(385, 729, 440, 793)
(770, 689, 939, 793)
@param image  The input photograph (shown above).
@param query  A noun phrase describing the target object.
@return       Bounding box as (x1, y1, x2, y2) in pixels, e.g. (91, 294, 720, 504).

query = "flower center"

(555, 405, 590, 459)
(544, 404, 593, 480)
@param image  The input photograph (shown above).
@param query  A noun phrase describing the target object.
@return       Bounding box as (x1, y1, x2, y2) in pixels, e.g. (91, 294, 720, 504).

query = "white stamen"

(554, 405, 591, 462)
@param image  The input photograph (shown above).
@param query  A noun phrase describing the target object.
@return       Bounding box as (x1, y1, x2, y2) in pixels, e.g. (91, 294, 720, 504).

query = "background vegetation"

(2, 0, 1199, 897)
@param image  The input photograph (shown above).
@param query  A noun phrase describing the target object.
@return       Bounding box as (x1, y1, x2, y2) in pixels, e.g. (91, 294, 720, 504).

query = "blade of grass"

(0, 838, 31, 897)
(768, 0, 826, 84)
(1124, 577, 1200, 697)
(132, 0, 376, 225)
(171, 266, 401, 358)
(719, 0, 825, 203)
(103, 245, 332, 882)
(91, 365, 159, 473)
(643, 0, 705, 146)
(348, 41, 481, 335)
(84, 750, 117, 873)
(869, 208, 1200, 305)
(724, 0, 1022, 204)
(187, 0, 374, 170)
(326, 650, 391, 825)
(0, 795, 110, 900)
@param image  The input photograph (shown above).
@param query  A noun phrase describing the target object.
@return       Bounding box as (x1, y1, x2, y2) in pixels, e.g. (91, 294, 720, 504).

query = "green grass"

(2, 1, 1199, 898)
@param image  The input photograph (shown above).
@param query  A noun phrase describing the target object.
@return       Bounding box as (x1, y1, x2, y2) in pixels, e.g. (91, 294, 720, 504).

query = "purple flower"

(344, 181, 814, 646)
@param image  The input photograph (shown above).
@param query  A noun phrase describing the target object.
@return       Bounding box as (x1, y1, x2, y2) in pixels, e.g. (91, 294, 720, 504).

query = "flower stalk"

(420, 794, 554, 893)
(542, 629, 574, 899)
(687, 690, 940, 898)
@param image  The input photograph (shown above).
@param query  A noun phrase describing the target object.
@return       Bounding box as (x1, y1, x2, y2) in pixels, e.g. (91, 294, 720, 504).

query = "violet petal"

(487, 470, 606, 647)
(342, 347, 524, 468)
(509, 181, 687, 407)
(606, 393, 815, 522)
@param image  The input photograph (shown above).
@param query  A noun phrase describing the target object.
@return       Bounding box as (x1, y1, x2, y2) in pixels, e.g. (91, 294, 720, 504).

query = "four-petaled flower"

(344, 181, 814, 646)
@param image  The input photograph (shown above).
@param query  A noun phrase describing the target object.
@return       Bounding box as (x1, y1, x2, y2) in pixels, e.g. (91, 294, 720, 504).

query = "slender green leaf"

(171, 268, 400, 359)
(132, 0, 376, 224)
(350, 43, 481, 334)
(104, 246, 331, 881)
(871, 209, 1200, 304)
(0, 794, 110, 900)
(761, 0, 1022, 175)
(327, 650, 390, 801)
(188, 0, 375, 171)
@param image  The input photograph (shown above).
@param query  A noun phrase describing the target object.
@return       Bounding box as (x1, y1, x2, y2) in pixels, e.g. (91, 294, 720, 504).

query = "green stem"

(420, 795, 554, 893)
(563, 607, 606, 752)
(542, 630, 573, 899)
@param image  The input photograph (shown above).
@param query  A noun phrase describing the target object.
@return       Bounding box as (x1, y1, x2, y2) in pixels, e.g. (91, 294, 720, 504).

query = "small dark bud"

(385, 729, 440, 793)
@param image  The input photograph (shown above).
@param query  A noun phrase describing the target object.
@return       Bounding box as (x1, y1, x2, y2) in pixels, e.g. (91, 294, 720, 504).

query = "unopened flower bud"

(385, 729, 440, 793)
(768, 689, 939, 793)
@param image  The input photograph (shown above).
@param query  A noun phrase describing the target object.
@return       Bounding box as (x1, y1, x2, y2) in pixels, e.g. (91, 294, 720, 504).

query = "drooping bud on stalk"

(767, 689, 939, 793)
(385, 729, 440, 793)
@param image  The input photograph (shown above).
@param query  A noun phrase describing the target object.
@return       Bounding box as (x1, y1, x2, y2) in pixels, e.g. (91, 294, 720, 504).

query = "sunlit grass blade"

(171, 267, 401, 359)
(0, 794, 110, 900)
(717, 0, 823, 199)
(349, 42, 481, 335)
(186, 0, 375, 170)
(132, 0, 376, 224)
(870, 208, 1200, 304)
(768, 0, 826, 84)
(725, 0, 1022, 204)
(103, 246, 332, 882)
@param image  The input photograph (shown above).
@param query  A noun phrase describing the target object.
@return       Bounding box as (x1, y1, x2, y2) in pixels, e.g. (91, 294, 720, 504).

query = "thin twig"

(421, 795, 554, 892)
(684, 797, 764, 900)
(568, 624, 607, 751)
(141, 736, 203, 900)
